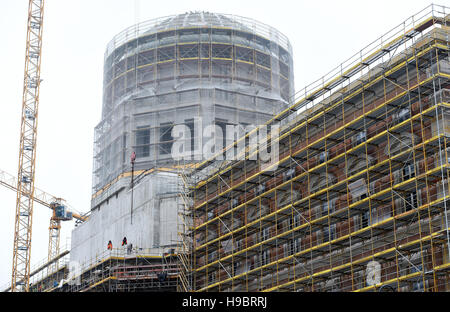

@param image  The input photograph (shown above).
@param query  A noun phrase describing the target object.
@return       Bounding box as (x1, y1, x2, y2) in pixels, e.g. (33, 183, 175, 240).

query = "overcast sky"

(0, 0, 438, 288)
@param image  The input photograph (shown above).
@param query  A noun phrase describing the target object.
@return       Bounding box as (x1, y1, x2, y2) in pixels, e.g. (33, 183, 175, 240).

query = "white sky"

(0, 0, 437, 288)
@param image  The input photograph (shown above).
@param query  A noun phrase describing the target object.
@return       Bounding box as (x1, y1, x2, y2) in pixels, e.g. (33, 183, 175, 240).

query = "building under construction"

(181, 5, 450, 292)
(4, 245, 178, 292)
(5, 4, 450, 293)
(5, 11, 294, 292)
(71, 11, 293, 292)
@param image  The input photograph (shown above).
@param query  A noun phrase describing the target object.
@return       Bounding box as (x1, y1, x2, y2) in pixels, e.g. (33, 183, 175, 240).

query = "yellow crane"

(11, 0, 46, 292)
(47, 200, 88, 274)
(1, 169, 88, 287)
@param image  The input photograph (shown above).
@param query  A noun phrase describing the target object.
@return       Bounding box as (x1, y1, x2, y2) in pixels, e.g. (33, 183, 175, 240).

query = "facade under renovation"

(12, 5, 450, 293)
(182, 5, 450, 292)
(46, 12, 293, 291)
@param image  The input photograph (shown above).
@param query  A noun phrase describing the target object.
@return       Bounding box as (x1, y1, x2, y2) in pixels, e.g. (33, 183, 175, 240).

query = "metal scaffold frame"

(54, 248, 178, 292)
(188, 4, 450, 292)
(177, 170, 194, 291)
(91, 12, 295, 201)
(2, 245, 70, 292)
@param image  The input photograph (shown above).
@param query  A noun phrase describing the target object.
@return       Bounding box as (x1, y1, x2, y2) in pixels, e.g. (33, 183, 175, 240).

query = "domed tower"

(92, 12, 295, 194)
(71, 13, 294, 267)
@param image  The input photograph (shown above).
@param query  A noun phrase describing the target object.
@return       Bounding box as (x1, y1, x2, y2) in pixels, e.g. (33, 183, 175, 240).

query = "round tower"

(92, 12, 295, 194)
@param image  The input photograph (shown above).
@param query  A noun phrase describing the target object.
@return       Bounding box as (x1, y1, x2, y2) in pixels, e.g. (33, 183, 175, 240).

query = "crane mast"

(11, 0, 45, 292)
(48, 213, 61, 275)
(1, 168, 88, 286)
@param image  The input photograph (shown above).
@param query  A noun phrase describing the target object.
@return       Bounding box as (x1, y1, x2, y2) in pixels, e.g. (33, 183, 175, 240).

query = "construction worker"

(107, 240, 113, 250)
(122, 236, 127, 246)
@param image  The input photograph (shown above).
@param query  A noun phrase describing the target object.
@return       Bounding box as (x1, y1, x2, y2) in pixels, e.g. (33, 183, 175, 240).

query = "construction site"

(1, 1, 450, 293)
(181, 5, 450, 292)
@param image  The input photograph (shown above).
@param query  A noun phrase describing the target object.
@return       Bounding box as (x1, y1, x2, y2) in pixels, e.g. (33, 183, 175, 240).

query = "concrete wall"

(70, 172, 179, 266)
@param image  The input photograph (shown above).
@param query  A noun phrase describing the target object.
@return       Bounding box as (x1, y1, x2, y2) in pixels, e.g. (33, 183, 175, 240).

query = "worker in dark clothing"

(107, 240, 113, 250)
(122, 237, 127, 246)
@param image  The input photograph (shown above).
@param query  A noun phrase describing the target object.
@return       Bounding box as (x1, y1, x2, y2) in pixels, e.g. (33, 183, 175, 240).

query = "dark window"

(288, 240, 295, 255)
(323, 225, 336, 242)
(294, 238, 301, 253)
(323, 227, 330, 243)
(362, 211, 370, 228)
(249, 258, 255, 270)
(135, 127, 150, 158)
(135, 147, 149, 159)
(287, 217, 293, 230)
(261, 228, 270, 242)
(261, 250, 269, 265)
(406, 191, 419, 211)
(403, 164, 415, 181)
(294, 214, 301, 227)
(318, 151, 328, 164)
(354, 130, 367, 146)
(321, 202, 329, 216)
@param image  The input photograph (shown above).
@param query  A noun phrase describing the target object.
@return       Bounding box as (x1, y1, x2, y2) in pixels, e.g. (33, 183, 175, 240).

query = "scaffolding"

(82, 12, 296, 293)
(45, 247, 179, 292)
(2, 245, 71, 292)
(91, 12, 295, 201)
(177, 170, 194, 291)
(185, 4, 450, 292)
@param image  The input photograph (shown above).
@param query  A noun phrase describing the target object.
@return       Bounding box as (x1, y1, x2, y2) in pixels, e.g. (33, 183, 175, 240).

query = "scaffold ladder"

(177, 171, 193, 291)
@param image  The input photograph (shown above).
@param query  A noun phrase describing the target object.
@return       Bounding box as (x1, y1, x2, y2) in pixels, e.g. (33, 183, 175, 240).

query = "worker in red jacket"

(107, 240, 113, 250)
